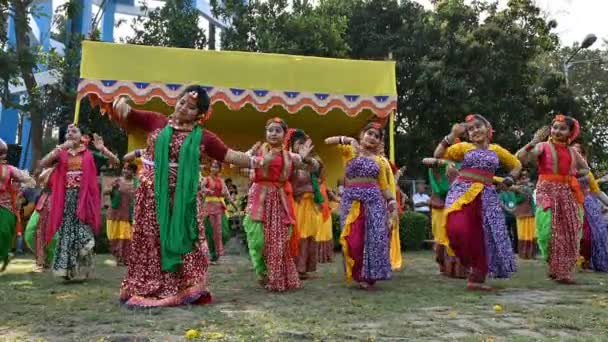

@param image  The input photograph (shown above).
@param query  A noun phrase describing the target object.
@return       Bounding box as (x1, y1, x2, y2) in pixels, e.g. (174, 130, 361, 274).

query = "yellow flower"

(185, 329, 200, 340)
(493, 304, 503, 312)
(576, 256, 585, 268)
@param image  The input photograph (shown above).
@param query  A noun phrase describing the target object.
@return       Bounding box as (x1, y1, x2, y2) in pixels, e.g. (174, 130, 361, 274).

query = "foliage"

(400, 210, 429, 250)
(332, 211, 341, 250)
(125, 0, 207, 49)
(557, 45, 608, 170)
(213, 0, 350, 58)
(214, 0, 584, 178)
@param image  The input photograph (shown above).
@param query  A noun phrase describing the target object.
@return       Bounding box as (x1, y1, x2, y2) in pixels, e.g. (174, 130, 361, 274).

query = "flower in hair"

(188, 91, 199, 100)
(554, 114, 566, 122)
(465, 114, 475, 122)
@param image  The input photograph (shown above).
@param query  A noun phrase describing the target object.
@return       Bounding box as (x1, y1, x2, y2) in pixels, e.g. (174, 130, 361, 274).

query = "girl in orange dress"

(243, 118, 317, 292)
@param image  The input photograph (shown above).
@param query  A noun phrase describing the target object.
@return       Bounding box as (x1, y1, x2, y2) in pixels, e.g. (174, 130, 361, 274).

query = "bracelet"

(134, 149, 142, 158)
(524, 143, 536, 152)
(441, 136, 453, 147)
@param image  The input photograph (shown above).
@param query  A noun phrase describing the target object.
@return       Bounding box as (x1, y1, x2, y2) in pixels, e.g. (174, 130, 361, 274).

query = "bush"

(332, 212, 341, 251)
(95, 211, 111, 254)
(400, 210, 429, 251)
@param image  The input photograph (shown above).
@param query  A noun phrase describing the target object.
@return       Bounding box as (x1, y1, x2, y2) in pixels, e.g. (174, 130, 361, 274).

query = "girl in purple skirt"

(325, 122, 398, 290)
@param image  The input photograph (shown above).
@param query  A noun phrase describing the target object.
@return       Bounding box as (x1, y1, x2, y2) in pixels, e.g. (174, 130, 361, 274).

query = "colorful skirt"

(432, 208, 467, 278)
(25, 211, 56, 269)
(445, 181, 516, 281)
(52, 188, 95, 280)
(316, 214, 334, 263)
(106, 220, 132, 265)
(581, 194, 608, 272)
(0, 207, 17, 271)
(516, 217, 536, 259)
(295, 194, 321, 273)
(204, 214, 231, 261)
(119, 175, 212, 307)
(535, 181, 582, 280)
(243, 187, 302, 292)
(340, 186, 392, 285)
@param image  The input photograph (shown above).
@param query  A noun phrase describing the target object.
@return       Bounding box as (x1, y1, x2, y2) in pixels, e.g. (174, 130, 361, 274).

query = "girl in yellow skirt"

(286, 129, 322, 278)
(316, 179, 335, 264)
(511, 170, 536, 259)
(105, 163, 138, 266)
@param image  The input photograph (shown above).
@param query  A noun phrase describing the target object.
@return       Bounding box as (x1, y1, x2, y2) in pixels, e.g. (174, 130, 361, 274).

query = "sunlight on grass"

(1, 251, 607, 340)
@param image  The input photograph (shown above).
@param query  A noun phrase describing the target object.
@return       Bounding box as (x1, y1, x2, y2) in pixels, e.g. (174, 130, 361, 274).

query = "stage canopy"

(76, 41, 397, 189)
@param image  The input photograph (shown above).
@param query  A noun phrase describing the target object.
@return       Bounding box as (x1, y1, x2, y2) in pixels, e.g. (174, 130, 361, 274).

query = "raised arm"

(286, 139, 319, 171)
(123, 149, 144, 163)
(40, 140, 75, 168)
(325, 136, 356, 146)
(92, 134, 120, 167)
(204, 130, 259, 169)
(516, 126, 550, 165)
(434, 123, 465, 158)
(8, 166, 36, 188)
(112, 97, 168, 133)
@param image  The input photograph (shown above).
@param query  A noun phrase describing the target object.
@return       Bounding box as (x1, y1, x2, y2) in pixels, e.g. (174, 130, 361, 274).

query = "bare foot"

(258, 276, 269, 287)
(358, 282, 374, 291)
(466, 282, 495, 292)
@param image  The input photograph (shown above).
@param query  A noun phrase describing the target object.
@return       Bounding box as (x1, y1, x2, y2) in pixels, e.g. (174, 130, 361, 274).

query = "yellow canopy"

(76, 41, 397, 189)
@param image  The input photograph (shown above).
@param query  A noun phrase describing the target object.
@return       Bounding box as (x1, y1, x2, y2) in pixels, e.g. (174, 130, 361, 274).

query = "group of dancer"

(2, 84, 608, 308)
(423, 113, 608, 291)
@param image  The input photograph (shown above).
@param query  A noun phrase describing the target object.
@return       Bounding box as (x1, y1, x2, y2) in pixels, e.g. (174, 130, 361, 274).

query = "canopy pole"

(73, 98, 81, 124)
(389, 111, 395, 162)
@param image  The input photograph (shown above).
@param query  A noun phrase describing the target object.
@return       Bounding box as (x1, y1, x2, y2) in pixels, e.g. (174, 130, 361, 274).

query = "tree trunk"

(12, 0, 43, 170)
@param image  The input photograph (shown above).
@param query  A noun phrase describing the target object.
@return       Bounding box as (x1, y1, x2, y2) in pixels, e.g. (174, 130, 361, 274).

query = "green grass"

(1, 250, 608, 341)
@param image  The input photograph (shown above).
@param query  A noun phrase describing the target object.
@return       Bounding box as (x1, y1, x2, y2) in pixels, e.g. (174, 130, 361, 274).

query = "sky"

(413, 0, 608, 47)
(53, 0, 608, 48)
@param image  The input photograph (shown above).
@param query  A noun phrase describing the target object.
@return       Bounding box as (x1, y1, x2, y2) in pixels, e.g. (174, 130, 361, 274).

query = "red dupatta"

(46, 149, 101, 243)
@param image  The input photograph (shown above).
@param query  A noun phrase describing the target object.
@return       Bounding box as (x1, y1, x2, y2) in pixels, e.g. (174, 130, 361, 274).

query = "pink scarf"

(46, 149, 101, 243)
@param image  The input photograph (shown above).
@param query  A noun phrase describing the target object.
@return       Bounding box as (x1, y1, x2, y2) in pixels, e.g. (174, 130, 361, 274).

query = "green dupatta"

(155, 125, 203, 272)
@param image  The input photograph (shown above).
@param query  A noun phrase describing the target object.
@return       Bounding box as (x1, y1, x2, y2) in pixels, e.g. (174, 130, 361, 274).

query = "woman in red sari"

(244, 118, 317, 292)
(517, 114, 589, 284)
(39, 126, 120, 280)
(112, 86, 259, 307)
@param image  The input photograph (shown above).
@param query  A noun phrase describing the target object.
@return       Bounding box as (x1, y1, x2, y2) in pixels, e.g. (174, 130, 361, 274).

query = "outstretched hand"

(92, 133, 105, 150)
(112, 97, 131, 120)
(298, 139, 314, 159)
(532, 126, 550, 144)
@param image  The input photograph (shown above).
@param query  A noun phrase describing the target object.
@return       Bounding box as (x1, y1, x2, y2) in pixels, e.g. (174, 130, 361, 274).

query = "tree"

(8, 0, 45, 168)
(213, 0, 350, 58)
(556, 44, 608, 169)
(126, 0, 207, 48)
(350, 0, 563, 176)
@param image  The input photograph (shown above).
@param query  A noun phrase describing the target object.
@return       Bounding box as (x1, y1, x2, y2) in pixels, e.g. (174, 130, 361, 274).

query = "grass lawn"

(1, 248, 608, 342)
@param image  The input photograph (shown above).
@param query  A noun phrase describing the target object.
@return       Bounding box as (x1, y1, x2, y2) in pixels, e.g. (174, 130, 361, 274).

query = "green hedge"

(400, 211, 429, 251)
(331, 210, 430, 252)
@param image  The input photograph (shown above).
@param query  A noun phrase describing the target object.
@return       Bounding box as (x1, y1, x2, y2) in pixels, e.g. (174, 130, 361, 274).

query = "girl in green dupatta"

(114, 85, 260, 308)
